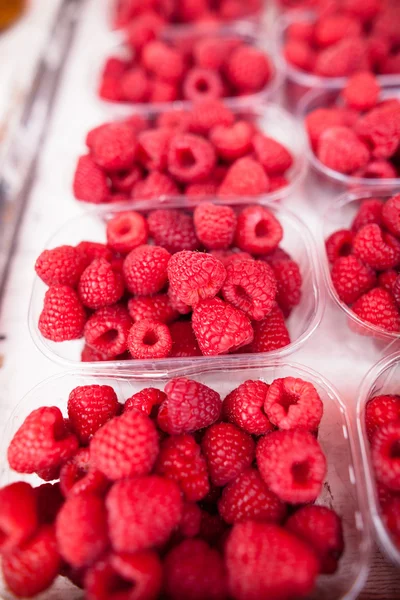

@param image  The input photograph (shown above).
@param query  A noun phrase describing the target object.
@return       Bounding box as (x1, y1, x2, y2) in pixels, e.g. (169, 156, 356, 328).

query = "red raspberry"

(170, 320, 202, 357)
(222, 379, 272, 434)
(354, 224, 400, 270)
(382, 194, 400, 237)
(317, 126, 370, 174)
(221, 259, 277, 321)
(353, 287, 400, 332)
(253, 134, 293, 176)
(202, 422, 255, 487)
(56, 493, 108, 568)
(218, 157, 269, 197)
(379, 270, 398, 295)
(393, 276, 400, 309)
(225, 45, 271, 93)
(352, 198, 383, 232)
(188, 100, 234, 135)
(314, 14, 361, 48)
(35, 245, 87, 288)
(149, 78, 178, 103)
(269, 258, 302, 317)
(176, 0, 209, 21)
(67, 384, 119, 445)
(164, 539, 227, 600)
(314, 37, 368, 77)
(8, 406, 78, 474)
(127, 319, 172, 359)
(269, 175, 289, 192)
(78, 258, 124, 310)
(357, 160, 398, 180)
(211, 250, 253, 267)
(124, 387, 166, 417)
(136, 129, 171, 171)
(91, 123, 137, 172)
(325, 229, 353, 263)
(133, 171, 179, 200)
(355, 102, 400, 159)
(193, 37, 238, 70)
(226, 521, 319, 600)
(250, 304, 291, 353)
(119, 67, 150, 102)
(256, 429, 327, 503)
(365, 395, 400, 442)
(168, 133, 216, 183)
(342, 72, 380, 112)
(263, 377, 323, 432)
(372, 421, 400, 491)
(178, 502, 202, 538)
(209, 121, 253, 161)
(156, 434, 209, 501)
(76, 241, 113, 265)
(158, 377, 221, 434)
(39, 286, 86, 342)
(185, 180, 218, 197)
(235, 205, 283, 255)
(305, 108, 348, 150)
(59, 448, 108, 497)
(99, 73, 123, 102)
(142, 40, 185, 83)
(147, 209, 200, 253)
(192, 297, 253, 355)
(168, 251, 226, 306)
(125, 11, 165, 51)
(110, 164, 143, 193)
(286, 21, 314, 42)
(107, 475, 182, 553)
(193, 203, 237, 250)
(128, 294, 178, 324)
(90, 409, 159, 480)
(382, 496, 400, 548)
(101, 56, 128, 79)
(0, 482, 38, 554)
(168, 285, 192, 315)
(183, 67, 224, 102)
(106, 211, 149, 254)
(286, 505, 344, 574)
(73, 155, 109, 204)
(157, 109, 190, 131)
(284, 39, 316, 71)
(84, 304, 132, 358)
(331, 255, 376, 304)
(123, 245, 171, 296)
(1, 525, 60, 598)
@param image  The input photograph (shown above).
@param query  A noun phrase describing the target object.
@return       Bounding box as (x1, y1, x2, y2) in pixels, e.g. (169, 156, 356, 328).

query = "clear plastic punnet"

(29, 198, 323, 372)
(0, 361, 371, 599)
(356, 351, 400, 567)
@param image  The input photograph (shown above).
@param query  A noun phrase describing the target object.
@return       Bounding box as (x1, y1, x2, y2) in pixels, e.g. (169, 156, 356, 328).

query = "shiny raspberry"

(119, 67, 150, 102)
(253, 134, 293, 176)
(269, 258, 302, 317)
(170, 320, 202, 357)
(223, 379, 271, 434)
(235, 205, 283, 255)
(325, 229, 353, 263)
(314, 14, 361, 48)
(39, 286, 86, 342)
(193, 36, 240, 70)
(209, 121, 253, 161)
(168, 285, 192, 315)
(382, 194, 400, 237)
(305, 108, 348, 151)
(250, 304, 291, 353)
(353, 224, 400, 270)
(355, 102, 400, 159)
(218, 157, 269, 197)
(127, 319, 172, 359)
(136, 128, 172, 171)
(123, 245, 170, 296)
(358, 160, 398, 180)
(193, 203, 237, 250)
(59, 448, 108, 498)
(372, 421, 400, 491)
(35, 245, 87, 287)
(342, 72, 380, 111)
(149, 78, 178, 103)
(168, 251, 226, 306)
(183, 67, 224, 102)
(185, 181, 218, 197)
(188, 100, 234, 135)
(225, 44, 271, 93)
(352, 288, 400, 332)
(314, 37, 368, 77)
(147, 209, 200, 253)
(317, 126, 370, 174)
(352, 198, 383, 232)
(263, 377, 323, 432)
(128, 294, 178, 324)
(91, 123, 137, 172)
(379, 270, 398, 295)
(331, 255, 376, 304)
(78, 258, 124, 310)
(125, 11, 165, 51)
(110, 165, 143, 194)
(76, 241, 114, 265)
(124, 387, 166, 417)
(67, 384, 119, 445)
(284, 39, 316, 71)
(168, 133, 216, 183)
(133, 171, 179, 199)
(73, 155, 109, 204)
(365, 395, 400, 442)
(256, 429, 327, 503)
(142, 39, 185, 82)
(84, 304, 132, 359)
(0, 482, 38, 554)
(106, 211, 149, 254)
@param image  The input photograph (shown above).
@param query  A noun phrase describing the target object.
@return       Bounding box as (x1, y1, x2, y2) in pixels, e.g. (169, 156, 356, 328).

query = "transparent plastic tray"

(356, 351, 400, 567)
(29, 197, 323, 373)
(0, 361, 371, 599)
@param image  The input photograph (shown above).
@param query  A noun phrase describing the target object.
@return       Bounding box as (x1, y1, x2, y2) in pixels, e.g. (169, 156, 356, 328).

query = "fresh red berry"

(269, 258, 302, 317)
(124, 387, 166, 417)
(188, 100, 234, 135)
(193, 203, 237, 250)
(106, 211, 149, 254)
(91, 123, 137, 172)
(218, 157, 269, 197)
(314, 37, 368, 77)
(169, 320, 202, 357)
(235, 205, 283, 255)
(382, 194, 400, 237)
(284, 39, 315, 71)
(352, 287, 400, 332)
(225, 45, 271, 93)
(73, 155, 109, 204)
(39, 286, 86, 342)
(352, 198, 383, 232)
(193, 37, 239, 70)
(127, 319, 172, 359)
(365, 395, 400, 442)
(123, 245, 171, 295)
(78, 258, 124, 310)
(185, 181, 218, 197)
(128, 294, 178, 324)
(168, 133, 216, 183)
(209, 121, 253, 161)
(136, 128, 172, 171)
(331, 255, 377, 305)
(0, 482, 38, 554)
(168, 251, 226, 306)
(147, 209, 200, 253)
(372, 421, 400, 491)
(355, 102, 400, 159)
(223, 379, 272, 435)
(168, 285, 192, 315)
(250, 304, 291, 353)
(76, 241, 114, 265)
(325, 229, 353, 263)
(379, 270, 398, 295)
(149, 78, 178, 103)
(110, 164, 143, 193)
(84, 304, 132, 359)
(125, 11, 165, 51)
(342, 72, 380, 111)
(133, 171, 179, 199)
(305, 108, 348, 151)
(263, 377, 323, 432)
(142, 40, 185, 83)
(35, 245, 87, 288)
(314, 14, 361, 48)
(67, 384, 119, 445)
(253, 134, 293, 176)
(59, 448, 108, 498)
(183, 67, 224, 102)
(353, 224, 400, 270)
(317, 126, 370, 174)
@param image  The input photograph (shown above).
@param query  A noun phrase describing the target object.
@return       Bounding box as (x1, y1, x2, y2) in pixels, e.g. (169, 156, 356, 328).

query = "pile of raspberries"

(73, 100, 294, 204)
(35, 204, 302, 362)
(113, 0, 263, 30)
(99, 36, 273, 105)
(283, 1, 400, 77)
(305, 73, 400, 179)
(1, 376, 344, 598)
(365, 392, 400, 549)
(326, 193, 400, 334)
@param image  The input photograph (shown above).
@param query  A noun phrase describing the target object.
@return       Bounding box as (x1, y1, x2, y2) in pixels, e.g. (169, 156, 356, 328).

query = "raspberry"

(170, 320, 202, 357)
(269, 258, 302, 317)
(192, 297, 253, 355)
(331, 255, 376, 304)
(353, 224, 400, 270)
(286, 21, 314, 42)
(393, 276, 400, 308)
(39, 286, 86, 342)
(365, 395, 400, 442)
(157, 109, 190, 131)
(284, 39, 316, 71)
(372, 421, 400, 491)
(176, 0, 208, 21)
(127, 319, 172, 359)
(156, 434, 210, 501)
(250, 304, 291, 353)
(222, 379, 272, 435)
(168, 285, 192, 315)
(35, 245, 87, 287)
(149, 78, 178, 103)
(178, 502, 202, 538)
(218, 468, 286, 525)
(193, 203, 237, 250)
(209, 121, 253, 161)
(99, 75, 123, 102)
(218, 157, 269, 197)
(325, 229, 353, 263)
(1, 525, 60, 598)
(67, 384, 119, 445)
(0, 482, 38, 554)
(226, 522, 319, 600)
(102, 56, 128, 79)
(382, 194, 400, 237)
(168, 251, 226, 306)
(168, 133, 216, 183)
(141, 40, 185, 83)
(84, 304, 132, 359)
(351, 198, 383, 232)
(186, 181, 219, 198)
(73, 155, 109, 204)
(125, 11, 165, 51)
(202, 422, 255, 487)
(357, 160, 398, 180)
(263, 377, 323, 432)
(256, 430, 327, 503)
(355, 102, 400, 159)
(110, 165, 143, 193)
(91, 123, 137, 172)
(76, 241, 114, 265)
(314, 37, 368, 77)
(317, 126, 370, 174)
(134, 171, 179, 200)
(123, 245, 171, 296)
(225, 45, 271, 93)
(90, 409, 159, 480)
(253, 134, 293, 176)
(78, 258, 124, 310)
(56, 493, 108, 568)
(379, 270, 398, 294)
(8, 406, 78, 474)
(147, 209, 200, 253)
(164, 539, 227, 600)
(158, 377, 221, 434)
(382, 497, 400, 548)
(120, 67, 150, 102)
(136, 129, 171, 171)
(188, 100, 234, 135)
(106, 476, 182, 553)
(342, 72, 381, 111)
(286, 505, 344, 574)
(59, 448, 108, 497)
(193, 37, 238, 70)
(353, 287, 400, 332)
(221, 259, 277, 321)
(183, 67, 224, 102)
(314, 15, 361, 48)
(305, 108, 348, 150)
(235, 205, 283, 255)
(124, 387, 166, 417)
(106, 211, 149, 254)
(128, 294, 178, 324)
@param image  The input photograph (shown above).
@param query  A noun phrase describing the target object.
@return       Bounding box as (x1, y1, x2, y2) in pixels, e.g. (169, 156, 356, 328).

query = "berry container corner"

(0, 360, 371, 599)
(356, 350, 400, 567)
